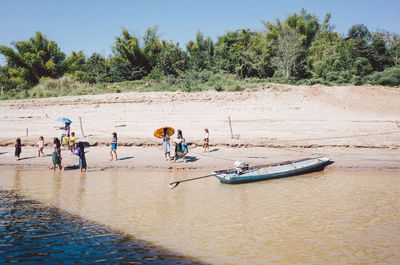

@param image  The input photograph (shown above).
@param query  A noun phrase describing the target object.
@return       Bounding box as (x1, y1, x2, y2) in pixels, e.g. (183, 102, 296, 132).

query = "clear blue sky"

(1, 0, 399, 64)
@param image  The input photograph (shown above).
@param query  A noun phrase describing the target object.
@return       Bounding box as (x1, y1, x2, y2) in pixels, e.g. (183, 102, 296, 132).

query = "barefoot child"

(110, 132, 118, 161)
(70, 132, 76, 154)
(51, 137, 62, 171)
(161, 127, 171, 161)
(75, 142, 87, 172)
(15, 138, 21, 160)
(203, 128, 210, 152)
(37, 136, 44, 157)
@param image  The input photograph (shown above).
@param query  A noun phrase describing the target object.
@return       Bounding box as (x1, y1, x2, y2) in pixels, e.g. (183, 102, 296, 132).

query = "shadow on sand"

(118, 156, 134, 161)
(18, 156, 37, 161)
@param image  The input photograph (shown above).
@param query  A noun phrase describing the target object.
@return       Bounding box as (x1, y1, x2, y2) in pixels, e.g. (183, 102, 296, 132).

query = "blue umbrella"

(56, 117, 72, 123)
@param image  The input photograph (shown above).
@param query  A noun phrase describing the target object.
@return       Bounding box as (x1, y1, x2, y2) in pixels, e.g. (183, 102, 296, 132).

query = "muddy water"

(1, 168, 400, 264)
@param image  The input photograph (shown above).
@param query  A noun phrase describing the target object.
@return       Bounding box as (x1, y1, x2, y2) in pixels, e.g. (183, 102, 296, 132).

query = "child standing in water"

(15, 138, 21, 160)
(37, 136, 44, 157)
(75, 142, 87, 172)
(110, 132, 118, 161)
(203, 128, 210, 152)
(51, 137, 62, 171)
(69, 132, 76, 154)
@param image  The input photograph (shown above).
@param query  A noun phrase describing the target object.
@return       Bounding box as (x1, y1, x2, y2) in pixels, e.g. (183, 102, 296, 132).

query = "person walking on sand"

(37, 136, 44, 157)
(161, 127, 171, 161)
(51, 137, 62, 171)
(172, 129, 187, 163)
(203, 128, 210, 152)
(75, 142, 87, 172)
(15, 138, 22, 160)
(110, 132, 118, 161)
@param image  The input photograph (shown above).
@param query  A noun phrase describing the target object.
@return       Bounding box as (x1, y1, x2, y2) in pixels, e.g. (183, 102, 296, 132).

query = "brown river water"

(1, 168, 400, 264)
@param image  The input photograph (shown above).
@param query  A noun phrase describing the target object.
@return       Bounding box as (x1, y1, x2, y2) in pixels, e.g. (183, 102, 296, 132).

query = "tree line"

(1, 9, 400, 94)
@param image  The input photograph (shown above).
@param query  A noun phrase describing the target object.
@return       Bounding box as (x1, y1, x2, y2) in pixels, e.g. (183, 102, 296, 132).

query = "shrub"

(366, 66, 400, 86)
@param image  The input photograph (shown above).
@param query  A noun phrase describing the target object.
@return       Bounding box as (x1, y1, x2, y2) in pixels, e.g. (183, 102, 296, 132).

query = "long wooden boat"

(213, 156, 333, 184)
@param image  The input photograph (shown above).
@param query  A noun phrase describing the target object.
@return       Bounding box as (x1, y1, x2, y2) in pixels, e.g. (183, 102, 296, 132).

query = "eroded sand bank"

(1, 83, 399, 170)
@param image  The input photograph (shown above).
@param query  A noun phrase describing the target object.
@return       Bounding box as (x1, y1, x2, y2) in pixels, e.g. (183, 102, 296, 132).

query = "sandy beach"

(1, 83, 399, 171)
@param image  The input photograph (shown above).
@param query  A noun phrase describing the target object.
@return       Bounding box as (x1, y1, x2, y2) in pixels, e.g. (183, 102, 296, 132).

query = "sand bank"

(0, 83, 399, 170)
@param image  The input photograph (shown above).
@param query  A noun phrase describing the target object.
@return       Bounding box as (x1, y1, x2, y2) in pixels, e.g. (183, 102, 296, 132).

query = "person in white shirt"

(37, 136, 44, 157)
(203, 128, 209, 152)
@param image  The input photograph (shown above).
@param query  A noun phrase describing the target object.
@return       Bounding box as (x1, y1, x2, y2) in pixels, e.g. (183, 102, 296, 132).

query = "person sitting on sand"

(37, 136, 44, 157)
(15, 138, 21, 160)
(161, 127, 171, 161)
(51, 137, 62, 171)
(172, 129, 187, 163)
(110, 132, 118, 161)
(75, 142, 87, 172)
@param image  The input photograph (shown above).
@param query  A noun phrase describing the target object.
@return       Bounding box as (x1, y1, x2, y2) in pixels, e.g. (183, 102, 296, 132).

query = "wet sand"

(0, 145, 399, 171)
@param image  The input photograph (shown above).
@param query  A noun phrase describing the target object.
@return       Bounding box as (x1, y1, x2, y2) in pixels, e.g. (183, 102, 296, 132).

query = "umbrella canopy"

(56, 117, 72, 123)
(154, 127, 175, 138)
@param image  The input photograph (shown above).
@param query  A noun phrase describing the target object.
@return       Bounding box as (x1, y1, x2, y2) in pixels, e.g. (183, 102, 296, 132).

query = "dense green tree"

(309, 31, 344, 79)
(108, 55, 146, 82)
(308, 15, 351, 82)
(0, 32, 65, 88)
(113, 29, 150, 78)
(62, 51, 86, 80)
(368, 31, 394, 71)
(284, 8, 321, 47)
(155, 41, 188, 77)
(82, 53, 108, 83)
(0, 65, 14, 93)
(186, 31, 214, 71)
(142, 25, 163, 68)
(263, 9, 324, 78)
(384, 32, 400, 66)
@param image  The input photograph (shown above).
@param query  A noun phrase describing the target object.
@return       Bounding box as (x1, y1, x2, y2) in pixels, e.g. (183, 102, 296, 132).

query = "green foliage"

(366, 66, 400, 86)
(142, 25, 163, 68)
(62, 51, 86, 81)
(82, 53, 108, 84)
(113, 29, 150, 77)
(0, 32, 65, 89)
(155, 41, 188, 77)
(186, 31, 214, 71)
(1, 10, 400, 100)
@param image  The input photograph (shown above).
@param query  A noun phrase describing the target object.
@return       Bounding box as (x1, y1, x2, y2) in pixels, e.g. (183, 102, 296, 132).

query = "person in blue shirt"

(110, 132, 118, 161)
(75, 141, 87, 172)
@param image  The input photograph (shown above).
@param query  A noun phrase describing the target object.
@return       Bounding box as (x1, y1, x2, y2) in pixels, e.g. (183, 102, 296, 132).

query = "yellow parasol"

(154, 126, 175, 138)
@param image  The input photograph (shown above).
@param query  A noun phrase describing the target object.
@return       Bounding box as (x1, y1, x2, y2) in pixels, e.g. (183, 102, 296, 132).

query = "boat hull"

(213, 157, 333, 184)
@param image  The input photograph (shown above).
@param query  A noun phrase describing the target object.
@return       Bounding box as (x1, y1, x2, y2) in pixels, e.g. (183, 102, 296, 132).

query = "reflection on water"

(0, 168, 400, 264)
(0, 190, 203, 264)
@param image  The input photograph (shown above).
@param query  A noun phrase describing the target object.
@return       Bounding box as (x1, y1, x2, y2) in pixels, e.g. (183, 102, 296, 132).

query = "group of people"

(12, 124, 210, 171)
(14, 122, 87, 172)
(161, 128, 210, 163)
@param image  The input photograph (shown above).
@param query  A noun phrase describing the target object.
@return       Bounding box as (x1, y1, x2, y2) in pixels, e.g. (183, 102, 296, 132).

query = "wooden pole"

(228, 116, 233, 139)
(79, 116, 86, 137)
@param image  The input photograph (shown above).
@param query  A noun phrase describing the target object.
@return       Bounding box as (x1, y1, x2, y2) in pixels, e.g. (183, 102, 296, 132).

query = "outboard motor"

(234, 161, 249, 175)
